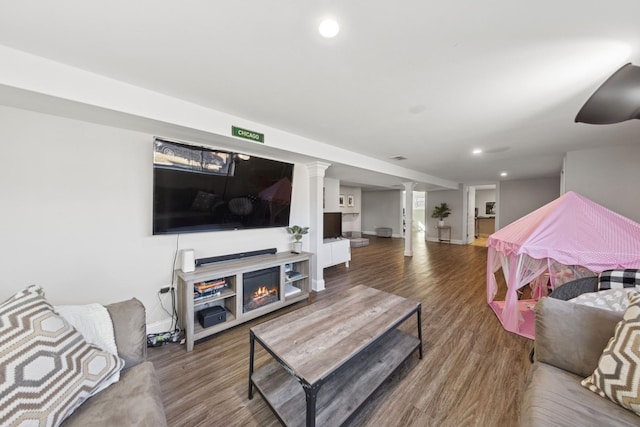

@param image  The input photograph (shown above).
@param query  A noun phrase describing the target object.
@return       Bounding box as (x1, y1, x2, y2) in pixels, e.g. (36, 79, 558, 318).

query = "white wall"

(564, 144, 640, 223)
(339, 185, 362, 233)
(0, 105, 310, 328)
(498, 177, 560, 227)
(362, 190, 403, 237)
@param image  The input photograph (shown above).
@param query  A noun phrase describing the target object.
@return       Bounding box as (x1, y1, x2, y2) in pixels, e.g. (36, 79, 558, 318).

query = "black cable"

(171, 287, 180, 337)
(147, 234, 183, 347)
(155, 234, 181, 340)
(169, 234, 180, 334)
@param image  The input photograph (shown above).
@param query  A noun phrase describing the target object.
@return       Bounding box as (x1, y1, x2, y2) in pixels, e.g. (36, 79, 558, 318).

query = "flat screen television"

(153, 139, 294, 234)
(323, 212, 342, 239)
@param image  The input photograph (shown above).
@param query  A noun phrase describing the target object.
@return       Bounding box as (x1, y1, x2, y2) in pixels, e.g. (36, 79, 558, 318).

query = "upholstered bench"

(350, 237, 369, 247)
(343, 231, 370, 247)
(375, 227, 392, 237)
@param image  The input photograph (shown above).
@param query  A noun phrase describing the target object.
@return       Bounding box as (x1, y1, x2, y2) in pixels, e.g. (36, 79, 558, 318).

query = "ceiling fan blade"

(575, 63, 640, 124)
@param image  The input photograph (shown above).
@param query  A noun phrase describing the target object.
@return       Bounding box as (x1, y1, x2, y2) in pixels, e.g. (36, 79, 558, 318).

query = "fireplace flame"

(243, 269, 280, 313)
(254, 286, 272, 298)
(253, 286, 276, 298)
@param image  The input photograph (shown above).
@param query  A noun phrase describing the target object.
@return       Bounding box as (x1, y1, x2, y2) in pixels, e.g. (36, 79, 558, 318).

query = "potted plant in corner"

(431, 203, 452, 227)
(286, 225, 309, 254)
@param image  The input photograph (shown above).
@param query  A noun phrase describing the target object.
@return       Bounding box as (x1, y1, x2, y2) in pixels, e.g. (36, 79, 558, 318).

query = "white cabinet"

(322, 238, 351, 268)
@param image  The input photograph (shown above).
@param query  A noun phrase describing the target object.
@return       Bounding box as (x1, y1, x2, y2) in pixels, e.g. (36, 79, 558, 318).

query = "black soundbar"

(195, 248, 277, 267)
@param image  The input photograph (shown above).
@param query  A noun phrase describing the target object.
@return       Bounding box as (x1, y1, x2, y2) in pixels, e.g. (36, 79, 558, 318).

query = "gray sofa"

(521, 297, 638, 426)
(62, 298, 167, 427)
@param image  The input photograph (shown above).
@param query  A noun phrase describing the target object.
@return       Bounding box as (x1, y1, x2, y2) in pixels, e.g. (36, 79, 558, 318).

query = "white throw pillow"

(55, 303, 122, 388)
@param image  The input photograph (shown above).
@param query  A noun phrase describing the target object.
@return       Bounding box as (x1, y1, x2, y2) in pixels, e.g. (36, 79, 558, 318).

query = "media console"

(321, 238, 350, 268)
(177, 251, 312, 351)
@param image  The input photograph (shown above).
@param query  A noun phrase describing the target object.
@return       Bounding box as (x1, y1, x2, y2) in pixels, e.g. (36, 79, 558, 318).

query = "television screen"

(323, 212, 342, 239)
(153, 139, 294, 234)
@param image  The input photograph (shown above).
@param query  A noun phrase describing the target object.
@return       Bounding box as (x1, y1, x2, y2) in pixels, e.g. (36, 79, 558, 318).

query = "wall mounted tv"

(323, 212, 342, 239)
(153, 139, 294, 234)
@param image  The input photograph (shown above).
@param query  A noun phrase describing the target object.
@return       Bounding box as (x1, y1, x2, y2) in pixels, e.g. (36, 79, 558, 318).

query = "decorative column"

(403, 182, 416, 257)
(307, 161, 331, 291)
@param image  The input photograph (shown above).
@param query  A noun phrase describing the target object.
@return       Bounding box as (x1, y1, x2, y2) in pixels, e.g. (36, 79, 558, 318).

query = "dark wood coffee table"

(248, 285, 422, 427)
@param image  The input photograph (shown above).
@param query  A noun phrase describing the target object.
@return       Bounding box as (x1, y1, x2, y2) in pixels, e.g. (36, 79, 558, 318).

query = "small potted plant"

(431, 203, 452, 227)
(286, 225, 309, 253)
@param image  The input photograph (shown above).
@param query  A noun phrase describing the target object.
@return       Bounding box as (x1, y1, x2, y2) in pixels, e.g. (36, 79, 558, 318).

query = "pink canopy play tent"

(486, 191, 640, 339)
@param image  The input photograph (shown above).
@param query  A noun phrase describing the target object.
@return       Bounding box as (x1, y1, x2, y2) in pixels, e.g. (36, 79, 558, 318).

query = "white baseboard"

(425, 237, 465, 245)
(147, 317, 174, 335)
(360, 230, 467, 245)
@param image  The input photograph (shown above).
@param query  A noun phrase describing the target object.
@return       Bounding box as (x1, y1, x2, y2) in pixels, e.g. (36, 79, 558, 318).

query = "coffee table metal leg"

(304, 383, 320, 427)
(248, 331, 255, 399)
(417, 305, 423, 359)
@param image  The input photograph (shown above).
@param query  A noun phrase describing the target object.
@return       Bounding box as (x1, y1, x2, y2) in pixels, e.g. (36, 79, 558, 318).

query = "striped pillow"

(582, 292, 640, 415)
(0, 285, 124, 427)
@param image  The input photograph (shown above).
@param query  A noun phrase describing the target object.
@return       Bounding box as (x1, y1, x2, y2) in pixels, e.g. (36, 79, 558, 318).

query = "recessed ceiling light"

(319, 19, 339, 38)
(472, 149, 483, 155)
(500, 172, 508, 177)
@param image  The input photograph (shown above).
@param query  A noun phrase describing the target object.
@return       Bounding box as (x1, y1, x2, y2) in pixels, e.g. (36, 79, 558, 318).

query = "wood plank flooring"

(148, 234, 532, 426)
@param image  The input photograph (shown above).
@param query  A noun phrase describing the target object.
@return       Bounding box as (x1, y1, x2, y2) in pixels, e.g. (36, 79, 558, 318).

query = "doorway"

(401, 190, 426, 237)
(466, 184, 497, 246)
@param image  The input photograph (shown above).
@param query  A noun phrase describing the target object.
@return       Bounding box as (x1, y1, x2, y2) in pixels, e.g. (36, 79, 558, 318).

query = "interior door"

(467, 187, 476, 244)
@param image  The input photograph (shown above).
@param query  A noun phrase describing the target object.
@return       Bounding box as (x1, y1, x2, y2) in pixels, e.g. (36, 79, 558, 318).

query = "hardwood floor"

(148, 234, 532, 426)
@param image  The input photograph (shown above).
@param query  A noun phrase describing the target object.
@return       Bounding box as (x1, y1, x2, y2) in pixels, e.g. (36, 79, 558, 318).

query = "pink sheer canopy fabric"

(486, 191, 640, 338)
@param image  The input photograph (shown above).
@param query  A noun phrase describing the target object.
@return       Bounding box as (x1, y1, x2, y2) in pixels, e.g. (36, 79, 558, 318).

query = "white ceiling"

(0, 1, 639, 190)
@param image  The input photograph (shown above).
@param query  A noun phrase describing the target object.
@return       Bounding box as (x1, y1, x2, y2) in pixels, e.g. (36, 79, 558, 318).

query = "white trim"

(425, 237, 466, 245)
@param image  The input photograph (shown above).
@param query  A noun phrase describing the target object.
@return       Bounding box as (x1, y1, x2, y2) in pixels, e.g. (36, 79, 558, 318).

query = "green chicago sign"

(232, 126, 264, 143)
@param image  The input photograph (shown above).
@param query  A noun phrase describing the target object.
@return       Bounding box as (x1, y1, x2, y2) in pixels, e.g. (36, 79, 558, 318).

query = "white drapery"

(489, 250, 546, 330)
(487, 247, 596, 333)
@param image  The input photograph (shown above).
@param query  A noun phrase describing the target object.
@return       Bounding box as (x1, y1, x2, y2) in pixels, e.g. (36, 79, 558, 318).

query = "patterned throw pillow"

(582, 292, 640, 415)
(569, 288, 634, 313)
(0, 285, 124, 427)
(598, 269, 640, 290)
